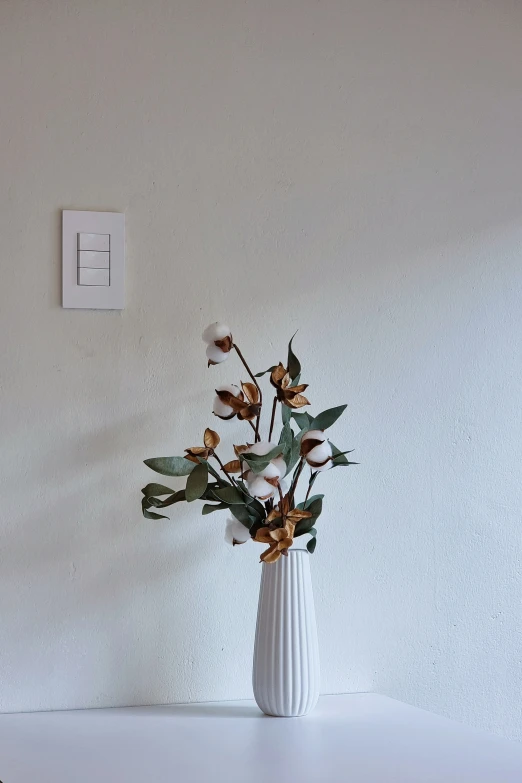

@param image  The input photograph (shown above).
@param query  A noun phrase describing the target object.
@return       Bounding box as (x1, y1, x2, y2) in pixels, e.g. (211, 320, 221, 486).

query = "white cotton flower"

(213, 384, 243, 419)
(206, 343, 229, 365)
(202, 322, 232, 344)
(245, 472, 277, 501)
(301, 429, 333, 470)
(243, 441, 287, 480)
(224, 516, 250, 546)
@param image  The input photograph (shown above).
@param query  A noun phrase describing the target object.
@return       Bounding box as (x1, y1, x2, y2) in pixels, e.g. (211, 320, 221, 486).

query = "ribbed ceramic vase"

(252, 546, 320, 717)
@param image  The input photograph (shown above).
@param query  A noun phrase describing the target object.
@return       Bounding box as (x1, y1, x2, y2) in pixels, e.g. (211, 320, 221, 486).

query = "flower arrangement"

(140, 323, 356, 563)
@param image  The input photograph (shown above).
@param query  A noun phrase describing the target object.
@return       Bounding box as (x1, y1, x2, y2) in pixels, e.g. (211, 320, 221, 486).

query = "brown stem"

(212, 452, 237, 487)
(268, 397, 278, 442)
(303, 471, 315, 507)
(289, 457, 305, 507)
(247, 420, 256, 433)
(233, 344, 263, 442)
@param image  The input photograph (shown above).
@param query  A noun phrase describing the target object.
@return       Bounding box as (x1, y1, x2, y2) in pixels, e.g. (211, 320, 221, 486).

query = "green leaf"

(141, 483, 175, 498)
(202, 503, 229, 515)
(144, 456, 195, 477)
(307, 537, 317, 554)
(330, 443, 358, 467)
(242, 445, 284, 474)
(281, 404, 291, 426)
(295, 496, 323, 536)
(212, 486, 245, 505)
(228, 504, 254, 529)
(141, 497, 168, 520)
(254, 366, 277, 377)
(292, 411, 313, 429)
(297, 493, 324, 510)
(185, 462, 209, 502)
(149, 490, 186, 508)
(284, 434, 302, 476)
(287, 332, 301, 381)
(278, 422, 293, 465)
(310, 405, 347, 431)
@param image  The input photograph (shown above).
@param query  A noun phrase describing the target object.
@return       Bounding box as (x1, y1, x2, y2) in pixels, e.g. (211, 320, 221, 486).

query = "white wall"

(1, 0, 522, 740)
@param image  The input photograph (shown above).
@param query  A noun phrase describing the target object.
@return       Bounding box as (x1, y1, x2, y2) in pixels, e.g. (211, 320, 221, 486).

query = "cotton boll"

(206, 343, 229, 364)
(202, 322, 232, 344)
(247, 475, 277, 500)
(314, 460, 333, 472)
(246, 441, 276, 456)
(224, 517, 250, 546)
(301, 430, 326, 445)
(271, 456, 287, 478)
(306, 440, 332, 466)
(257, 462, 281, 479)
(213, 384, 242, 418)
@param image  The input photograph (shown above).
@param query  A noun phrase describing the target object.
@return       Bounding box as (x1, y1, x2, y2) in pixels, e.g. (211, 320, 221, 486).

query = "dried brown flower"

(185, 429, 220, 463)
(270, 363, 310, 409)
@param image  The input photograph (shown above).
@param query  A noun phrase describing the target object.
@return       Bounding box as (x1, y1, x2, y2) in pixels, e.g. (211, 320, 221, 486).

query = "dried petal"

(260, 544, 282, 564)
(254, 526, 275, 544)
(214, 335, 233, 353)
(285, 393, 310, 409)
(203, 428, 220, 449)
(222, 459, 242, 473)
(241, 382, 259, 404)
(280, 372, 291, 390)
(270, 363, 287, 385)
(233, 444, 251, 457)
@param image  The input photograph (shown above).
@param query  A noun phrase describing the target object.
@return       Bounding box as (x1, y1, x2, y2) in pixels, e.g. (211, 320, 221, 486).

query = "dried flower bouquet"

(140, 323, 356, 563)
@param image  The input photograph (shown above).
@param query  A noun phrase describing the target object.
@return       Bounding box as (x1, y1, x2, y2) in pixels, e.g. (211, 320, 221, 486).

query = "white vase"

(252, 546, 320, 717)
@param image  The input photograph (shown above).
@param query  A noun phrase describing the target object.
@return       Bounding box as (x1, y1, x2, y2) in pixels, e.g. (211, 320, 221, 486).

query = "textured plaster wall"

(1, 0, 522, 740)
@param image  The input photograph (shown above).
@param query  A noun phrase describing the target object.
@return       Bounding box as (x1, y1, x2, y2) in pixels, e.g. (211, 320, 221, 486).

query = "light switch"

(78, 268, 110, 286)
(78, 233, 110, 251)
(78, 250, 110, 269)
(62, 210, 124, 309)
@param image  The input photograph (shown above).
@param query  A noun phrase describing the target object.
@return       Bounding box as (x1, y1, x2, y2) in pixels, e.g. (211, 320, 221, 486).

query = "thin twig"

(212, 452, 238, 487)
(303, 471, 317, 507)
(233, 344, 263, 442)
(289, 457, 305, 507)
(268, 397, 278, 442)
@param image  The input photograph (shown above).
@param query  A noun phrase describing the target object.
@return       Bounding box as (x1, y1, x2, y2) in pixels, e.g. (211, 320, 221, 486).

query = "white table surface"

(1, 693, 521, 782)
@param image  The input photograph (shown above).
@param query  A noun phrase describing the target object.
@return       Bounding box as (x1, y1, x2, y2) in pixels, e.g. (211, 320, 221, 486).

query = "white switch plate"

(63, 211, 124, 309)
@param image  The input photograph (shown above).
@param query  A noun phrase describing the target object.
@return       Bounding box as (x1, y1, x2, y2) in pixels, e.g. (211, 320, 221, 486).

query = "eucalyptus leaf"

(295, 496, 323, 535)
(287, 332, 301, 381)
(307, 537, 317, 554)
(212, 486, 245, 505)
(282, 404, 291, 426)
(202, 503, 229, 515)
(310, 405, 347, 431)
(254, 366, 277, 377)
(242, 445, 284, 474)
(185, 462, 208, 502)
(330, 443, 358, 467)
(141, 497, 168, 520)
(141, 483, 175, 498)
(144, 456, 195, 477)
(284, 435, 302, 476)
(297, 493, 324, 510)
(292, 411, 313, 429)
(278, 422, 293, 464)
(228, 503, 254, 529)
(149, 490, 186, 508)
